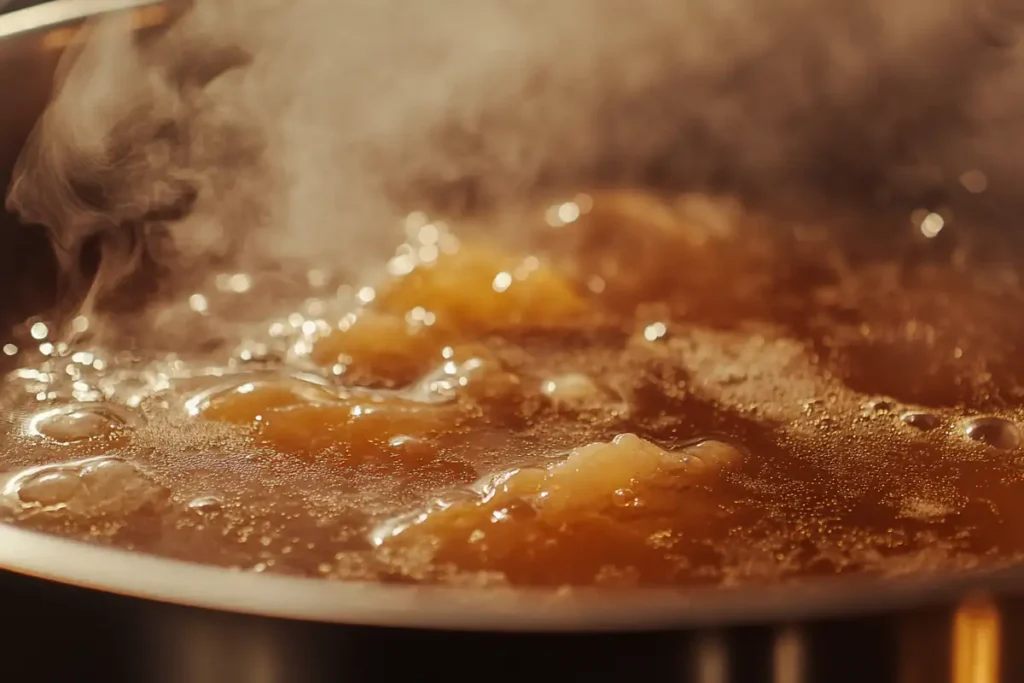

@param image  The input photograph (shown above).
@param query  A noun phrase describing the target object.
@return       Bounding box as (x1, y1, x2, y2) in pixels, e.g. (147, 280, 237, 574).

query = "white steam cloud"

(4, 0, 1024, 312)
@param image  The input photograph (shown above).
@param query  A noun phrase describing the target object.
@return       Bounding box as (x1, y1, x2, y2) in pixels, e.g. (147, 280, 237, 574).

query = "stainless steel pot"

(1, 3, 1023, 682)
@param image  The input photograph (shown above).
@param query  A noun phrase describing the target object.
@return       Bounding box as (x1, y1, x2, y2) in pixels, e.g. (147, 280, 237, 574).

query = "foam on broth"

(1, 191, 1023, 588)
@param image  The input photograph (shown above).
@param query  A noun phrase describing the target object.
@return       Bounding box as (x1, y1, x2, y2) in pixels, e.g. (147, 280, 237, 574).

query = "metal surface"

(0, 0, 155, 33)
(1, 2, 1023, 681)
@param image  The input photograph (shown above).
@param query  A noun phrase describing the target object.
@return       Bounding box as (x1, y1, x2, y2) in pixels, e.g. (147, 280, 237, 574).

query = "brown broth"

(1, 191, 1023, 588)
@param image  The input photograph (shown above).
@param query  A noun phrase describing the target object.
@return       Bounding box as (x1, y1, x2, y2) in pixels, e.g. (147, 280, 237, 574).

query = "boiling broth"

(1, 191, 1022, 588)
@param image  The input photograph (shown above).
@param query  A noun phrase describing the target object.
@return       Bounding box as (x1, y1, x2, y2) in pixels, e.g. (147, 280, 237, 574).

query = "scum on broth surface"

(1, 190, 1024, 587)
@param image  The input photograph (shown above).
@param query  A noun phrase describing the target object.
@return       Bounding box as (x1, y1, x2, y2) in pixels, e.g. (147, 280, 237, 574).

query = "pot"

(0, 3, 1022, 682)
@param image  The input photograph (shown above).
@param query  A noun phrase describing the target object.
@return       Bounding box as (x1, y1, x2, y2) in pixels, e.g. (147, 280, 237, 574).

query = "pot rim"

(2, 519, 1024, 631)
(0, 0, 159, 39)
(2, 0, 1023, 633)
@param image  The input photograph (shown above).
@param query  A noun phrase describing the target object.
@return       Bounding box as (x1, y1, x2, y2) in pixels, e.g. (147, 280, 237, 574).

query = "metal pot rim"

(0, 0, 159, 39)
(3, 518, 1024, 631)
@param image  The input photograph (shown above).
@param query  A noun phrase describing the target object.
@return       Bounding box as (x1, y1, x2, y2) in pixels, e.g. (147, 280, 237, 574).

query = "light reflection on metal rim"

(0, 0, 163, 39)
(3, 518, 1024, 631)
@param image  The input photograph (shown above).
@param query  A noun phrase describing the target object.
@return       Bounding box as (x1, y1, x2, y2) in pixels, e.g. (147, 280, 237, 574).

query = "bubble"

(919, 213, 945, 238)
(643, 322, 668, 342)
(491, 271, 513, 293)
(226, 273, 253, 293)
(16, 469, 84, 507)
(188, 294, 209, 314)
(306, 269, 329, 289)
(70, 315, 90, 334)
(4, 457, 168, 517)
(188, 495, 224, 513)
(26, 403, 137, 444)
(964, 417, 1022, 451)
(901, 411, 941, 431)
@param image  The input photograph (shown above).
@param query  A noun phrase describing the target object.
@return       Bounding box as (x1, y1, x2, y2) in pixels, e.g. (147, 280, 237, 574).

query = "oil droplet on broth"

(964, 417, 1022, 451)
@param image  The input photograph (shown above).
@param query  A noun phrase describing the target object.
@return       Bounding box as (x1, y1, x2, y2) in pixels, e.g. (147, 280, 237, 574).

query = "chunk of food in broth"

(547, 191, 743, 310)
(310, 243, 586, 389)
(375, 245, 589, 332)
(405, 344, 522, 406)
(255, 398, 467, 457)
(196, 380, 340, 427)
(310, 310, 445, 385)
(372, 435, 743, 582)
(200, 385, 464, 458)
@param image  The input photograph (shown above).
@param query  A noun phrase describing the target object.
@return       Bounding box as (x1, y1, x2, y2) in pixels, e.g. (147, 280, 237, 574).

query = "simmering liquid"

(2, 190, 1023, 588)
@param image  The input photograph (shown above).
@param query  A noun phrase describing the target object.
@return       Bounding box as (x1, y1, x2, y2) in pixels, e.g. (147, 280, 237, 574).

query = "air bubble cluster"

(4, 457, 169, 518)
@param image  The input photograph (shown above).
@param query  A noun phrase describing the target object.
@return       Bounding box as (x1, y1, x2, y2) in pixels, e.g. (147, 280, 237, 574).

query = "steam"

(5, 0, 1024, 316)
